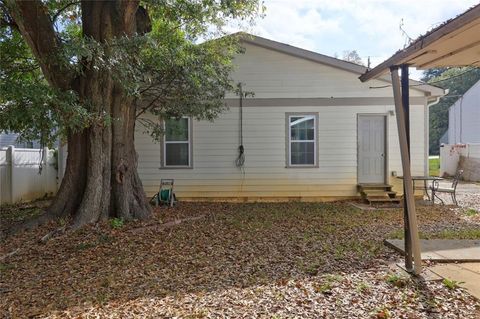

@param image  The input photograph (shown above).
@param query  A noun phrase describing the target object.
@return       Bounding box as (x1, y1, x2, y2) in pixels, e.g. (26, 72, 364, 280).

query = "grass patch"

(428, 228, 480, 239)
(465, 209, 478, 217)
(388, 228, 480, 240)
(429, 157, 440, 177)
(385, 273, 408, 288)
(75, 242, 97, 251)
(356, 281, 371, 293)
(442, 278, 463, 290)
(0, 263, 14, 273)
(0, 203, 44, 223)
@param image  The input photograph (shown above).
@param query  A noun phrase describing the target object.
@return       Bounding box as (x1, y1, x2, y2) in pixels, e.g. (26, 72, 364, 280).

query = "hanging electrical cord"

(38, 132, 45, 174)
(235, 83, 245, 168)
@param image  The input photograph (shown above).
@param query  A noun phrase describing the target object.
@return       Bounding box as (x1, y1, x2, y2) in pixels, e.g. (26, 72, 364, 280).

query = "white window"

(163, 117, 191, 167)
(288, 114, 317, 167)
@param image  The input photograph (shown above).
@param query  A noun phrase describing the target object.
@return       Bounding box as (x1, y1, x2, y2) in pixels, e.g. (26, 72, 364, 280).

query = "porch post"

(401, 65, 413, 272)
(390, 66, 422, 275)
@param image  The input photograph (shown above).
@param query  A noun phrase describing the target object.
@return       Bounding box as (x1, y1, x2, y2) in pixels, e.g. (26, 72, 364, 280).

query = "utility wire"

(369, 65, 480, 89)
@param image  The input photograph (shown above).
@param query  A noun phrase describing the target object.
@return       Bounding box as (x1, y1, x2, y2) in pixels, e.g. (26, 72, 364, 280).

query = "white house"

(135, 34, 444, 202)
(447, 79, 480, 144)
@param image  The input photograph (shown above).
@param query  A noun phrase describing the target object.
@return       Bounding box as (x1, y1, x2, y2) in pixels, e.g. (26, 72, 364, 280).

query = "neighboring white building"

(448, 79, 480, 144)
(135, 34, 444, 201)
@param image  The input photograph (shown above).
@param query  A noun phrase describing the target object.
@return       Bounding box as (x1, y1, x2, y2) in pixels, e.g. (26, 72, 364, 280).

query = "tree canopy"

(341, 50, 364, 66)
(0, 0, 264, 146)
(1, 0, 263, 229)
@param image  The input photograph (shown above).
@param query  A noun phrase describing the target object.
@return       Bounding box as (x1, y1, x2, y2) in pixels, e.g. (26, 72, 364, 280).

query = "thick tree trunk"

(51, 1, 151, 228)
(6, 1, 152, 231)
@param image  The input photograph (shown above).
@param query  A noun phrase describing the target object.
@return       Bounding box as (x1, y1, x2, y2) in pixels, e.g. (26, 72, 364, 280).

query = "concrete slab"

(393, 262, 443, 281)
(429, 263, 480, 299)
(385, 239, 480, 262)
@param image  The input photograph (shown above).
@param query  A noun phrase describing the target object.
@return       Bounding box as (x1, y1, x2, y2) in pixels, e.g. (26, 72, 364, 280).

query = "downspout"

(425, 95, 442, 175)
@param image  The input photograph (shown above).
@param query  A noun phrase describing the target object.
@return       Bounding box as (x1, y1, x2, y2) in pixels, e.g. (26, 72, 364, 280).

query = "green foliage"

(356, 281, 370, 293)
(442, 278, 463, 290)
(75, 242, 96, 251)
(385, 273, 408, 288)
(0, 202, 44, 223)
(388, 227, 480, 240)
(109, 218, 124, 229)
(422, 67, 480, 155)
(465, 209, 478, 216)
(0, 263, 14, 273)
(373, 306, 391, 319)
(0, 1, 264, 144)
(313, 282, 333, 294)
(0, 28, 97, 146)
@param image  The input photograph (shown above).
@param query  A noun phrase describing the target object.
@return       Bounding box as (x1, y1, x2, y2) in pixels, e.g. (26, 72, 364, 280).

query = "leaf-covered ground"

(1, 202, 479, 318)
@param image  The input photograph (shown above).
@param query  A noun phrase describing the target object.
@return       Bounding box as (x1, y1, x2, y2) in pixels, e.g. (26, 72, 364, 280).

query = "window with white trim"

(288, 114, 317, 166)
(163, 117, 191, 167)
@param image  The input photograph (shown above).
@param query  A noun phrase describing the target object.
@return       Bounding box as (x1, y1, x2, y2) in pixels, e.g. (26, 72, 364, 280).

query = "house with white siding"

(447, 79, 480, 144)
(135, 34, 444, 202)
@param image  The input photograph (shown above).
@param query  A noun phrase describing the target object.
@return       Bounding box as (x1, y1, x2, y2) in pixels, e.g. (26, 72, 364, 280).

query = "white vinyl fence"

(0, 146, 62, 204)
(440, 143, 480, 182)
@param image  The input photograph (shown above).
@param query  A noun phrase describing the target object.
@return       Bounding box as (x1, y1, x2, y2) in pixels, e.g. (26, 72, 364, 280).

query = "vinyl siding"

(226, 43, 426, 99)
(448, 80, 480, 144)
(135, 41, 428, 200)
(136, 104, 426, 199)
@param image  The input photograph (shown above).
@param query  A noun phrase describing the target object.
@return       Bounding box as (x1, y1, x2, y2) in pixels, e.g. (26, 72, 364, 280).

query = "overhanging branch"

(51, 1, 80, 23)
(5, 0, 74, 90)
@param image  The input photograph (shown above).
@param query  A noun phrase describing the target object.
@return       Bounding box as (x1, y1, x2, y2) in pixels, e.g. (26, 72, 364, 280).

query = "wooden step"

(362, 190, 397, 196)
(358, 183, 400, 204)
(366, 197, 401, 203)
(362, 191, 397, 199)
(358, 183, 393, 190)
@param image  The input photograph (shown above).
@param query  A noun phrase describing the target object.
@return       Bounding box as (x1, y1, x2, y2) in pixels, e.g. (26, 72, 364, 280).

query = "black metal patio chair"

(430, 169, 464, 205)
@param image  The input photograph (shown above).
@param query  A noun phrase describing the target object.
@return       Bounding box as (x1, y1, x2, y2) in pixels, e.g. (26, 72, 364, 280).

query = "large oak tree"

(1, 0, 262, 229)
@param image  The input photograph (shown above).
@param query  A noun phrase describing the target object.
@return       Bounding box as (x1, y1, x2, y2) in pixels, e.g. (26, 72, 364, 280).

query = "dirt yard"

(1, 202, 479, 318)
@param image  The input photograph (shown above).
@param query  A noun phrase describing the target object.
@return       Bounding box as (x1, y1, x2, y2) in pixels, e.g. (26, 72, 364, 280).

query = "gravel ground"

(434, 180, 480, 212)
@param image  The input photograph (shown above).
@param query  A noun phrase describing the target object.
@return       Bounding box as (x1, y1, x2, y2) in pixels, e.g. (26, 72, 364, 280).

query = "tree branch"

(5, 0, 73, 90)
(51, 1, 80, 23)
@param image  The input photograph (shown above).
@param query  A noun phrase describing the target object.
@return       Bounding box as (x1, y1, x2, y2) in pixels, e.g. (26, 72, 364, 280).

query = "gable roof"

(235, 32, 444, 97)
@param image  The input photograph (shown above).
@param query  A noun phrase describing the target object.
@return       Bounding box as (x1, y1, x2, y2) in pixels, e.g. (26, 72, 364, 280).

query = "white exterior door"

(358, 115, 386, 184)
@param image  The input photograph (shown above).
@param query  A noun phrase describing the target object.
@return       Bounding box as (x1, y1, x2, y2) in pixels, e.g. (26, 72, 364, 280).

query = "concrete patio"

(385, 239, 480, 299)
(385, 239, 480, 262)
(430, 263, 480, 299)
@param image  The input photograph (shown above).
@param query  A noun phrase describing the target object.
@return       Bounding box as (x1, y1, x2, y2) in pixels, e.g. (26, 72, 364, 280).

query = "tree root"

(6, 212, 62, 238)
(127, 215, 205, 233)
(0, 248, 20, 262)
(39, 226, 66, 243)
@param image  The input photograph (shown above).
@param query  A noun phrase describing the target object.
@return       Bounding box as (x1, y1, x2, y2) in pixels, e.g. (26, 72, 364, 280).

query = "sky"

(236, 0, 479, 79)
